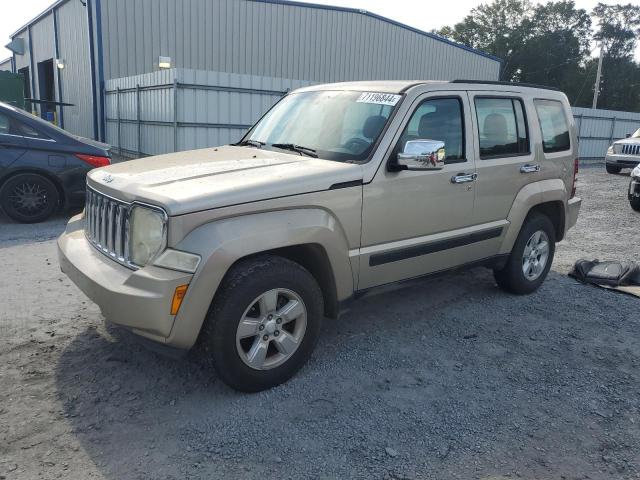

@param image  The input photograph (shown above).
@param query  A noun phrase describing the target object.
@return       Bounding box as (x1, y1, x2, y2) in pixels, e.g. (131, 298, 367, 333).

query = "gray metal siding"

(572, 107, 640, 160)
(99, 0, 501, 83)
(0, 59, 12, 72)
(104, 68, 313, 156)
(57, 0, 95, 138)
(11, 1, 94, 138)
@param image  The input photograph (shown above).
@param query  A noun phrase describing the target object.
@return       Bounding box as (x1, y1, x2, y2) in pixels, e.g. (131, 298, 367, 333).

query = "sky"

(1, 0, 639, 62)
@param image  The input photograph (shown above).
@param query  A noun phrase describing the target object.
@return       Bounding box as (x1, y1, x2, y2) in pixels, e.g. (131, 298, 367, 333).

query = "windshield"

(632, 128, 640, 139)
(244, 90, 400, 162)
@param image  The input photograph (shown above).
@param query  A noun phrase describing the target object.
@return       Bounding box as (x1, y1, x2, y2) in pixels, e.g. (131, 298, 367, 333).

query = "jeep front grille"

(622, 144, 640, 156)
(85, 187, 133, 268)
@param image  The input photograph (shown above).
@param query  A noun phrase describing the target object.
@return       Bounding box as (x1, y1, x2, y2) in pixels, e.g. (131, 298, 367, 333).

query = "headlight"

(607, 145, 614, 155)
(129, 205, 167, 266)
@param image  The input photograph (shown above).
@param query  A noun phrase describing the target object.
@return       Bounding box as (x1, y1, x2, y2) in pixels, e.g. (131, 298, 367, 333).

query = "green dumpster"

(0, 71, 25, 110)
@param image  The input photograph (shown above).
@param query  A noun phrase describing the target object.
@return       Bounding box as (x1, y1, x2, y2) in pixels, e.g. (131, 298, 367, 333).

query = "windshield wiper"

(271, 143, 318, 158)
(233, 139, 265, 148)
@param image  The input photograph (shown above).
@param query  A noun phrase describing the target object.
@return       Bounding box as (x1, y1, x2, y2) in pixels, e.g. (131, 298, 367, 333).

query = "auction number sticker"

(357, 92, 401, 106)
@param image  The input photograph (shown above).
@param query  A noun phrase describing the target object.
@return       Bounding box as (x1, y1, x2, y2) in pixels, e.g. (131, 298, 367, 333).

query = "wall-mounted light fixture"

(158, 56, 171, 69)
(56, 58, 65, 69)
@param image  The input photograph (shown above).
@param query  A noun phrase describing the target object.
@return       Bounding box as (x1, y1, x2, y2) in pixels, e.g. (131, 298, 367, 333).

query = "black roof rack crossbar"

(451, 79, 560, 91)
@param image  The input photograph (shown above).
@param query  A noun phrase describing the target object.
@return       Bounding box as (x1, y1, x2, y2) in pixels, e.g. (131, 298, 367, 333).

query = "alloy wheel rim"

(522, 230, 550, 281)
(235, 288, 307, 370)
(7, 182, 49, 216)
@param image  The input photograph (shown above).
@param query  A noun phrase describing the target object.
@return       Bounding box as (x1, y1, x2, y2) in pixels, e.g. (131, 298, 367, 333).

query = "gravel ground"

(1, 167, 639, 480)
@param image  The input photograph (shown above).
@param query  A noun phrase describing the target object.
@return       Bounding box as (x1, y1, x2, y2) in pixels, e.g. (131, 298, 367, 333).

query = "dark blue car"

(0, 102, 111, 223)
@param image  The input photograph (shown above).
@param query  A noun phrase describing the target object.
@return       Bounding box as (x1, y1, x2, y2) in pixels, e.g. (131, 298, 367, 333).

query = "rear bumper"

(605, 154, 640, 168)
(566, 197, 581, 232)
(57, 213, 192, 346)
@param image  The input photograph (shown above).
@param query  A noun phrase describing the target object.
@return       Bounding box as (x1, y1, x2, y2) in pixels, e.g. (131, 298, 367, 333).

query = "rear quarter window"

(534, 99, 570, 153)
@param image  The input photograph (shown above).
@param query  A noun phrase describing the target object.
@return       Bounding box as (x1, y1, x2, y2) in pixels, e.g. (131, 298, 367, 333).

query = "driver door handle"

(520, 164, 541, 173)
(451, 172, 477, 184)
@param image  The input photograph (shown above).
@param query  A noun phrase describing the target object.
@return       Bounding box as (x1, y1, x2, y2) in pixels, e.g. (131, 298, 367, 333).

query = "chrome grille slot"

(622, 144, 640, 156)
(84, 187, 134, 268)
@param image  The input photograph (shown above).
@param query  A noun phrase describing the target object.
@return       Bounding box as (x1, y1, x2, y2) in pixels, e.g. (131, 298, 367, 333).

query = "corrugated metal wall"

(56, 0, 95, 139)
(9, 0, 94, 138)
(105, 69, 640, 160)
(105, 68, 313, 156)
(572, 107, 640, 160)
(0, 59, 12, 72)
(13, 14, 55, 116)
(99, 0, 501, 83)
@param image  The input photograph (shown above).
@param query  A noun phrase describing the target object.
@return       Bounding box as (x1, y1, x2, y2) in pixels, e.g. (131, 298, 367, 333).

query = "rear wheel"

(494, 213, 556, 294)
(198, 255, 323, 392)
(0, 173, 60, 223)
(606, 164, 621, 174)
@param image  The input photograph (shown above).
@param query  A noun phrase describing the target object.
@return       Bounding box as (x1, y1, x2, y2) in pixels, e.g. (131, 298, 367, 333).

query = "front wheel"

(0, 173, 60, 223)
(630, 196, 640, 212)
(606, 164, 621, 174)
(198, 255, 323, 392)
(494, 213, 556, 295)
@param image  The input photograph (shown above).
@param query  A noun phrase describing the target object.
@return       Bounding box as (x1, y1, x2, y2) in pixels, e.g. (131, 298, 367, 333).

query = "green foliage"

(437, 0, 640, 112)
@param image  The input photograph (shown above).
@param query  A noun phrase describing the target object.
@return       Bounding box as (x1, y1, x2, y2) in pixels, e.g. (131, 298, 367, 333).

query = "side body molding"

(167, 208, 354, 349)
(499, 178, 568, 254)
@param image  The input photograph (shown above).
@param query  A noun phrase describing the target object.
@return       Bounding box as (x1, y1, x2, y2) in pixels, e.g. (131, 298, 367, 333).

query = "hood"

(87, 145, 363, 215)
(615, 137, 640, 146)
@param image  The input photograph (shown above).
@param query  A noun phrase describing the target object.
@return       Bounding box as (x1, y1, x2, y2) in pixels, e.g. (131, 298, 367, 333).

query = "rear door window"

(475, 97, 529, 159)
(534, 99, 570, 153)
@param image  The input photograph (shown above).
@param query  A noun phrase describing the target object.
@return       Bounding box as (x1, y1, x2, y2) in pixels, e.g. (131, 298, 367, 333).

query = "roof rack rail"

(451, 79, 560, 91)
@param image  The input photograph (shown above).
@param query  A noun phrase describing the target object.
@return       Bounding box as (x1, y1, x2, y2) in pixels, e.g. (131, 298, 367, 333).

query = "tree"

(436, 0, 640, 112)
(592, 3, 640, 59)
(437, 0, 533, 81)
(591, 3, 640, 110)
(515, 1, 592, 98)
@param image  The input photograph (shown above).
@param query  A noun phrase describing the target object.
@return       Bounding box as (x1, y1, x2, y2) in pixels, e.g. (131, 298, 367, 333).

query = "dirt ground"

(1, 167, 639, 480)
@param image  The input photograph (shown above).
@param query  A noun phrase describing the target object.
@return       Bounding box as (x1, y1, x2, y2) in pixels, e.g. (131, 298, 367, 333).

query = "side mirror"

(393, 140, 446, 171)
(626, 133, 632, 138)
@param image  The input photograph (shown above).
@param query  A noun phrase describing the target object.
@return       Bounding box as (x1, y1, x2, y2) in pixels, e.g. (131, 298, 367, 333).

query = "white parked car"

(606, 128, 640, 174)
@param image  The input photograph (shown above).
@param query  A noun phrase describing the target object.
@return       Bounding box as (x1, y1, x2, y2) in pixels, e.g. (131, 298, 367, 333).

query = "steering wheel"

(343, 137, 370, 153)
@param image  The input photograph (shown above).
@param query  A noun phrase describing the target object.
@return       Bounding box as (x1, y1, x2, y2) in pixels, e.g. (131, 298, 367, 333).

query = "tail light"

(75, 154, 111, 168)
(571, 158, 578, 198)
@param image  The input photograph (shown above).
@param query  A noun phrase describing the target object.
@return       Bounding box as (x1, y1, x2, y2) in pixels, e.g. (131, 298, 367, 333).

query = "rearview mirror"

(394, 140, 446, 171)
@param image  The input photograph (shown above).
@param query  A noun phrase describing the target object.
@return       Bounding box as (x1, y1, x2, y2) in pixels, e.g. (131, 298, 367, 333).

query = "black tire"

(494, 213, 556, 295)
(630, 197, 640, 212)
(606, 164, 621, 174)
(0, 173, 60, 223)
(198, 254, 323, 392)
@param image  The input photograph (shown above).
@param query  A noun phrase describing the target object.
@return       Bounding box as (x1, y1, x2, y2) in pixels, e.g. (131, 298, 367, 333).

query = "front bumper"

(566, 197, 581, 232)
(605, 154, 640, 168)
(58, 214, 193, 345)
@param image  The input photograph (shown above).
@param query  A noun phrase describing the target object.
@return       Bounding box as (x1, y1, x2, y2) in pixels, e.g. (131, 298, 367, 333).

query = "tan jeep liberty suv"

(58, 80, 582, 392)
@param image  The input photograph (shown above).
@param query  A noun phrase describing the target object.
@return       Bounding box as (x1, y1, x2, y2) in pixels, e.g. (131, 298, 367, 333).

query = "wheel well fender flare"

(499, 179, 567, 254)
(167, 208, 354, 349)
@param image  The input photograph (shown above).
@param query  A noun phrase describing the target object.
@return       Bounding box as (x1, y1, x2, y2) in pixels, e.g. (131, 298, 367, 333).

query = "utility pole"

(592, 44, 604, 109)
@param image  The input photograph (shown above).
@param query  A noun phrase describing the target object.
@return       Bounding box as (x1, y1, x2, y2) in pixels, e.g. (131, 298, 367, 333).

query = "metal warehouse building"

(4, 0, 501, 155)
